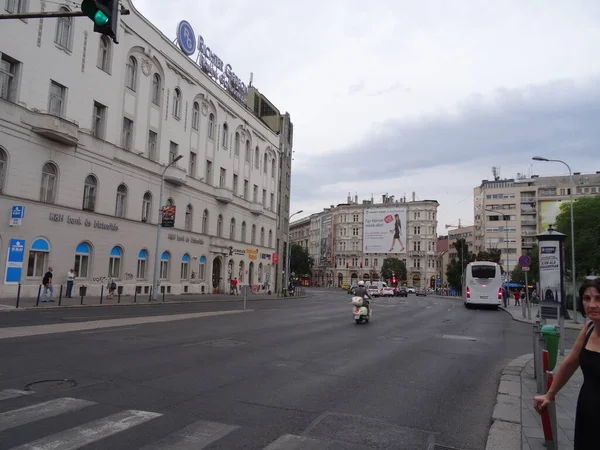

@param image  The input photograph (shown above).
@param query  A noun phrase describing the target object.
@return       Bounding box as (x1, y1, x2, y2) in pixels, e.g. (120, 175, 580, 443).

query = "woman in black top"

(534, 278, 600, 449)
(388, 214, 405, 252)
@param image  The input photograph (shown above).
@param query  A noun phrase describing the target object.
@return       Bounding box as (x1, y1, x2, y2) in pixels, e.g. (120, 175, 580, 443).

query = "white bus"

(464, 261, 503, 308)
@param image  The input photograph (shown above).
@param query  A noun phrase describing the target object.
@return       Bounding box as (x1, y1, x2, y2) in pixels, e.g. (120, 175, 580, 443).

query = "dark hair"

(578, 278, 600, 317)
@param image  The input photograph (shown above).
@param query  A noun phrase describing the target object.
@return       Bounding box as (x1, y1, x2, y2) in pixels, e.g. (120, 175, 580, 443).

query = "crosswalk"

(0, 388, 334, 449)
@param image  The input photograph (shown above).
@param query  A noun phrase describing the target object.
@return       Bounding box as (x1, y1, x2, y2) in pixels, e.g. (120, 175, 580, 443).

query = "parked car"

(394, 287, 408, 297)
(367, 286, 380, 297)
(415, 288, 427, 296)
(381, 286, 395, 297)
(406, 287, 416, 293)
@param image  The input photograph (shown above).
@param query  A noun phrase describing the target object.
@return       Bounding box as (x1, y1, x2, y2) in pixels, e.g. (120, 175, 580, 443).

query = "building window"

(54, 8, 72, 50)
(189, 152, 196, 177)
(208, 113, 215, 140)
(270, 193, 274, 210)
(258, 263, 263, 283)
(238, 261, 244, 283)
(27, 238, 49, 277)
(262, 189, 267, 206)
(251, 224, 256, 244)
(202, 209, 209, 234)
(148, 130, 157, 161)
(199, 256, 206, 280)
(0, 148, 7, 194)
(243, 180, 249, 199)
(160, 251, 170, 279)
(97, 36, 111, 72)
(230, 218, 236, 240)
(233, 174, 238, 195)
(234, 132, 240, 156)
(136, 249, 147, 279)
(192, 102, 199, 129)
(181, 254, 190, 279)
(217, 214, 223, 237)
(185, 204, 193, 231)
(169, 141, 178, 163)
(205, 160, 212, 183)
(268, 230, 273, 247)
(82, 174, 97, 211)
(271, 158, 276, 178)
(260, 227, 265, 246)
(219, 167, 226, 188)
(142, 191, 152, 222)
(5, 0, 26, 13)
(40, 162, 57, 204)
(115, 184, 127, 217)
(74, 242, 91, 278)
(125, 56, 137, 91)
(151, 73, 161, 105)
(254, 147, 259, 168)
(263, 153, 268, 173)
(253, 185, 258, 203)
(0, 53, 20, 102)
(245, 140, 251, 163)
(48, 80, 66, 116)
(222, 123, 228, 148)
(166, 197, 174, 207)
(173, 88, 181, 118)
(241, 221, 247, 242)
(91, 101, 106, 139)
(122, 117, 133, 150)
(108, 246, 122, 278)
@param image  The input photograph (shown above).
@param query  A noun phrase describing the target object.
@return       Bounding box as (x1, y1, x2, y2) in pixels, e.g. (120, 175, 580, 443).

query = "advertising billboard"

(363, 208, 407, 254)
(539, 200, 571, 233)
(317, 214, 333, 264)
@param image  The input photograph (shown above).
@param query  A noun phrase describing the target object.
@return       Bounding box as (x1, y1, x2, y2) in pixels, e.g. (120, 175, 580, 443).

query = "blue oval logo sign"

(177, 21, 196, 56)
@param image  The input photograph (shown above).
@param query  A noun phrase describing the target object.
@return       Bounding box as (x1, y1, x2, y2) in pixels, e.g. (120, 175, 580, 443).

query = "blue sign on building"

(4, 239, 25, 284)
(11, 206, 24, 219)
(177, 20, 196, 56)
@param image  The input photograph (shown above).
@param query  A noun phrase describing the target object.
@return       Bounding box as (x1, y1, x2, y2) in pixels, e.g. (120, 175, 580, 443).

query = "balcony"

(215, 187, 233, 204)
(521, 207, 536, 215)
(522, 230, 537, 236)
(522, 240, 535, 248)
(521, 218, 536, 226)
(164, 164, 187, 186)
(249, 203, 263, 215)
(521, 197, 536, 203)
(409, 251, 424, 258)
(26, 110, 79, 146)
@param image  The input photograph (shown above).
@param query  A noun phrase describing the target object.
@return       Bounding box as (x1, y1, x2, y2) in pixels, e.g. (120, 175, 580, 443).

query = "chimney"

(382, 194, 387, 203)
(412, 191, 416, 202)
(347, 192, 351, 203)
(354, 194, 358, 204)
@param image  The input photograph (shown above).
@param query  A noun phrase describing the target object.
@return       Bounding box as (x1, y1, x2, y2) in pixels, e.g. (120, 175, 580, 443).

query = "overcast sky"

(134, 0, 600, 234)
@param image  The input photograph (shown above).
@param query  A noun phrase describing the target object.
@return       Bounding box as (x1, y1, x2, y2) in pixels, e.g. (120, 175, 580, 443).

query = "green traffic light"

(94, 10, 109, 26)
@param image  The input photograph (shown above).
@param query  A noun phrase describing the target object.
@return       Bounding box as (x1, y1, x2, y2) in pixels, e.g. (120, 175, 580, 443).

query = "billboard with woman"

(363, 208, 407, 254)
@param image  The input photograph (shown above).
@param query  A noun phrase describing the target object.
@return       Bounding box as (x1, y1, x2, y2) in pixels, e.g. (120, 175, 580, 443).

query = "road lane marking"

(0, 310, 253, 340)
(0, 398, 95, 432)
(7, 409, 162, 450)
(264, 434, 329, 449)
(0, 389, 33, 401)
(441, 334, 477, 341)
(138, 418, 239, 449)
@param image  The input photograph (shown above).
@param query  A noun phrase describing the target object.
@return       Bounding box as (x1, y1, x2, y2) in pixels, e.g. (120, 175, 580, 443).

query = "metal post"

(36, 285, 42, 306)
(536, 330, 546, 393)
(559, 309, 565, 356)
(533, 319, 540, 379)
(134, 289, 137, 303)
(100, 285, 104, 304)
(148, 286, 152, 302)
(243, 285, 247, 310)
(505, 215, 510, 278)
(525, 271, 532, 320)
(15, 283, 21, 309)
(58, 285, 63, 305)
(567, 169, 578, 323)
(162, 287, 165, 302)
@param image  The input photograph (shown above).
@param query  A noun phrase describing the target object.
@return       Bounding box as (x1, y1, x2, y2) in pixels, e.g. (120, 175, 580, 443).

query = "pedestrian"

(514, 288, 521, 306)
(231, 277, 238, 295)
(66, 268, 76, 298)
(502, 285, 509, 308)
(107, 278, 117, 298)
(41, 267, 54, 302)
(534, 278, 600, 449)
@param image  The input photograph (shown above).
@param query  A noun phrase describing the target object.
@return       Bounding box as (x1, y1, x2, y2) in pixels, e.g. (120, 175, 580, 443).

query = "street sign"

(4, 239, 25, 284)
(522, 267, 530, 272)
(10, 205, 24, 227)
(518, 254, 531, 268)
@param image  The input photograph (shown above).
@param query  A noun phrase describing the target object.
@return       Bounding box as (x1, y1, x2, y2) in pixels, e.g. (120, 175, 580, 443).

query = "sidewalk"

(500, 302, 585, 331)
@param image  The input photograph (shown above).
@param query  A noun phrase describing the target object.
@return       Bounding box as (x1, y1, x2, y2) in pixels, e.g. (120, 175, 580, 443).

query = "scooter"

(351, 296, 371, 324)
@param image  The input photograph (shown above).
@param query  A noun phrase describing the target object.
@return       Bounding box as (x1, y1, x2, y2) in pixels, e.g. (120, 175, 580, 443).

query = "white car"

(367, 287, 380, 297)
(381, 286, 395, 297)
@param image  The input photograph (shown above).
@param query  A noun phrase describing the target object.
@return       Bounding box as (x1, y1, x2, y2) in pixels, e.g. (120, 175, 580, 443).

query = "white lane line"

(80, 326, 138, 335)
(264, 434, 329, 449)
(0, 397, 95, 432)
(0, 310, 253, 340)
(0, 389, 33, 401)
(8, 409, 162, 450)
(138, 418, 239, 449)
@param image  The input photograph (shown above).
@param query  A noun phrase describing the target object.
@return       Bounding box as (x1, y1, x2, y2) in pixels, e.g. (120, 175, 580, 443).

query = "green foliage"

(380, 257, 407, 283)
(290, 243, 313, 277)
(510, 244, 539, 284)
(445, 238, 475, 291)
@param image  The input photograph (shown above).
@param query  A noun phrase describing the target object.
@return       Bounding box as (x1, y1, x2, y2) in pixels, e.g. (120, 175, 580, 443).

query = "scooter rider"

(354, 280, 372, 313)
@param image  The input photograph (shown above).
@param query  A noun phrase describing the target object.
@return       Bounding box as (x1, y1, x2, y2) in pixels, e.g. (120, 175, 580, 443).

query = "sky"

(133, 0, 600, 234)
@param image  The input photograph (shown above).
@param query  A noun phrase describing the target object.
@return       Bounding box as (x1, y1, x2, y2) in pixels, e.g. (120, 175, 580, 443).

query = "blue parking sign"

(4, 239, 25, 284)
(11, 206, 24, 219)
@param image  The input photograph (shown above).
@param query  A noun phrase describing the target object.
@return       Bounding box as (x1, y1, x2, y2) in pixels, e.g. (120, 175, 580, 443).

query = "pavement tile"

(523, 426, 544, 439)
(525, 437, 548, 450)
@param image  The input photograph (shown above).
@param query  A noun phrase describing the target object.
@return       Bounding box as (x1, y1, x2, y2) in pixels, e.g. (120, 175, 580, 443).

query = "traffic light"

(81, 0, 120, 43)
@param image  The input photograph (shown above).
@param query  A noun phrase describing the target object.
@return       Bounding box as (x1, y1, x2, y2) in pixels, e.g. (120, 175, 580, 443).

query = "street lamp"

(484, 208, 510, 279)
(151, 154, 183, 301)
(532, 156, 578, 323)
(285, 210, 304, 294)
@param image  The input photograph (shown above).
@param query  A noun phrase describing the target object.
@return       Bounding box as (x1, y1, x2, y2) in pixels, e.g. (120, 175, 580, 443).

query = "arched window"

(126, 56, 137, 91)
(151, 73, 161, 105)
(217, 214, 223, 237)
(136, 249, 147, 279)
(208, 113, 215, 140)
(0, 148, 6, 194)
(108, 246, 122, 278)
(258, 263, 263, 283)
(55, 7, 72, 49)
(260, 227, 265, 246)
(74, 242, 91, 278)
(82, 174, 97, 211)
(268, 229, 273, 248)
(202, 209, 209, 234)
(234, 132, 240, 156)
(141, 191, 152, 222)
(222, 123, 229, 148)
(27, 238, 50, 277)
(241, 221, 247, 242)
(254, 146, 260, 168)
(160, 251, 170, 279)
(199, 255, 206, 280)
(238, 260, 245, 283)
(263, 153, 268, 173)
(271, 158, 276, 178)
(230, 218, 236, 240)
(245, 140, 251, 163)
(115, 184, 128, 218)
(192, 102, 200, 130)
(166, 198, 174, 207)
(173, 88, 181, 118)
(185, 204, 193, 231)
(251, 224, 256, 244)
(40, 162, 57, 204)
(97, 36, 111, 72)
(181, 254, 190, 279)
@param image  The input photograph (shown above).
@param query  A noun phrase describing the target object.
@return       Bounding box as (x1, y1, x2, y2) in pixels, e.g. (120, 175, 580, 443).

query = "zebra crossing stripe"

(263, 434, 329, 449)
(0, 397, 95, 432)
(138, 418, 239, 449)
(0, 389, 33, 401)
(7, 409, 162, 450)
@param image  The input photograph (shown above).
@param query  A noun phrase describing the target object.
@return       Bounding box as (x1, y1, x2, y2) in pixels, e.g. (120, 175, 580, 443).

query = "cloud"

(348, 80, 366, 95)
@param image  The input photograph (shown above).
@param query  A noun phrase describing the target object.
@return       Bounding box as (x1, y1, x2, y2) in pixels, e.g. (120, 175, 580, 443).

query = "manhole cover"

(24, 379, 78, 392)
(202, 339, 247, 348)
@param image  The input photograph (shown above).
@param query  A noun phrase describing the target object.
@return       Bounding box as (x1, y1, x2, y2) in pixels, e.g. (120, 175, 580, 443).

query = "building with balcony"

(289, 193, 439, 288)
(0, 0, 292, 298)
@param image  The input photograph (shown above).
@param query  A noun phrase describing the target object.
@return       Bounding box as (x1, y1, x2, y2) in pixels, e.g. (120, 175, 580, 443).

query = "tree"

(510, 244, 539, 285)
(475, 248, 506, 274)
(290, 244, 313, 277)
(554, 196, 600, 279)
(445, 238, 475, 291)
(380, 258, 407, 284)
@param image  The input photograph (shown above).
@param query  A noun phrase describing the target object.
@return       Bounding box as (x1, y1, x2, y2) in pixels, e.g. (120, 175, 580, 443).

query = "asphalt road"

(0, 289, 579, 450)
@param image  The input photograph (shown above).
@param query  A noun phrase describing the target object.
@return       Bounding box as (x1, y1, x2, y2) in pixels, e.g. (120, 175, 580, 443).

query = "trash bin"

(79, 285, 87, 297)
(541, 324, 560, 371)
(117, 286, 123, 295)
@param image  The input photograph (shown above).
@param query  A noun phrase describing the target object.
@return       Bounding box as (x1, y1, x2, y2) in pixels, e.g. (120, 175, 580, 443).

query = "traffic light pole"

(0, 9, 129, 20)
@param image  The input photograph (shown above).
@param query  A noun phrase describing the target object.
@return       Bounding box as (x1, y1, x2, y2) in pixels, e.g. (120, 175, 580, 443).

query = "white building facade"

(0, 0, 288, 298)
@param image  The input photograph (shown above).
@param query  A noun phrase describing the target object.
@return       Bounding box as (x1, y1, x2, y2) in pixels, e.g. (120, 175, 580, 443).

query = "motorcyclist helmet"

(358, 280, 365, 286)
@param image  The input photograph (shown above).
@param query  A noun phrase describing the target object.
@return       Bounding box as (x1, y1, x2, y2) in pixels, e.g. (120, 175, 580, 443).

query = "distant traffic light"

(81, 0, 120, 43)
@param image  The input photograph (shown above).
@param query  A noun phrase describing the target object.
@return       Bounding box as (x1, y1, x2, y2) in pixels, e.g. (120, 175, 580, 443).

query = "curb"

(485, 353, 532, 450)
(498, 306, 584, 330)
(0, 295, 310, 313)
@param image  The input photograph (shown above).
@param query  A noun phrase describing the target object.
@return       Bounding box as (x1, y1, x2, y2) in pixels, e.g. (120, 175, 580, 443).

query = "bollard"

(134, 289, 137, 303)
(533, 320, 540, 379)
(15, 283, 21, 309)
(537, 330, 546, 393)
(79, 285, 87, 305)
(117, 286, 123, 303)
(541, 371, 559, 450)
(35, 285, 42, 306)
(100, 285, 104, 304)
(58, 285, 63, 306)
(148, 286, 152, 302)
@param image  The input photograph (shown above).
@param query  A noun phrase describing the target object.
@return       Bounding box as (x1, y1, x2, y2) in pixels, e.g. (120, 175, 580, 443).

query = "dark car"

(395, 287, 408, 297)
